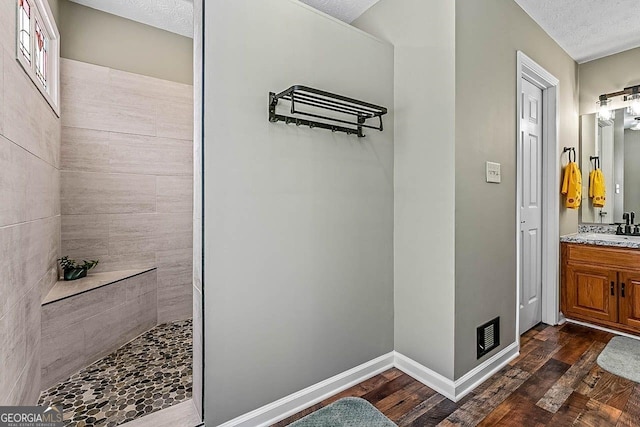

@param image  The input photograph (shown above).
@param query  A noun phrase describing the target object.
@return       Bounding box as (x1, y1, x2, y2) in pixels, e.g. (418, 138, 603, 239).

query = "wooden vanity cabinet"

(619, 272, 640, 330)
(564, 263, 617, 322)
(561, 243, 640, 335)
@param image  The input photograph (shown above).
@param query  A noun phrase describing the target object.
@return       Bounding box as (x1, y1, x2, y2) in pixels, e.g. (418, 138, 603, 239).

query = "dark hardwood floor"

(273, 323, 640, 426)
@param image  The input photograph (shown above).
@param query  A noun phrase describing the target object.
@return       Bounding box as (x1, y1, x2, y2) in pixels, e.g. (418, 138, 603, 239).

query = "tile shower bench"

(41, 268, 158, 389)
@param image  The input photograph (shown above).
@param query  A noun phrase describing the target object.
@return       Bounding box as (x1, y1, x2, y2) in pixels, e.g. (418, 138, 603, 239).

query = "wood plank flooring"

(274, 323, 640, 426)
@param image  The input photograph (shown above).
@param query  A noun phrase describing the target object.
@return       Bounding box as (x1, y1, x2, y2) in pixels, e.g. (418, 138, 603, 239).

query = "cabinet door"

(619, 272, 640, 331)
(565, 264, 617, 322)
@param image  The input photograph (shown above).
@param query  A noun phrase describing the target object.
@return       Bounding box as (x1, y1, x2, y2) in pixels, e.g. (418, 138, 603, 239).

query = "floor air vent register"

(477, 316, 500, 359)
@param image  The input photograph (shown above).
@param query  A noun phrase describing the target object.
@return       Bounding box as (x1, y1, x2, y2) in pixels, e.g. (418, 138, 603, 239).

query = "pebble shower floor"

(38, 319, 193, 427)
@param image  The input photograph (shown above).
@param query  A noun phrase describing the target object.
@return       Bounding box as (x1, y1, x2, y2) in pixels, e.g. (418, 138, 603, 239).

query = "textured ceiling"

(299, 0, 380, 23)
(69, 0, 193, 38)
(514, 0, 640, 63)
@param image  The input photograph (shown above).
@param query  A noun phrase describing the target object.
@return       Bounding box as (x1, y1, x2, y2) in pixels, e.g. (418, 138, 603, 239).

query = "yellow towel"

(589, 168, 606, 208)
(561, 162, 582, 209)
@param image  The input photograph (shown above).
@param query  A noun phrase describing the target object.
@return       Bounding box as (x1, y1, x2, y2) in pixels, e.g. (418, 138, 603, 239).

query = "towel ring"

(563, 147, 576, 163)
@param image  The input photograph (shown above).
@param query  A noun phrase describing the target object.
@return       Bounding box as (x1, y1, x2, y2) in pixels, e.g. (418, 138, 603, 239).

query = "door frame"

(516, 51, 560, 343)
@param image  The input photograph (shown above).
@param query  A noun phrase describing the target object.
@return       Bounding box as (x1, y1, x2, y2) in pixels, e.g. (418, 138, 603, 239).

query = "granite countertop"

(560, 232, 640, 249)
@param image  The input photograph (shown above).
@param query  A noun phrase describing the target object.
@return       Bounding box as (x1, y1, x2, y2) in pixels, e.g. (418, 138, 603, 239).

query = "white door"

(519, 78, 543, 334)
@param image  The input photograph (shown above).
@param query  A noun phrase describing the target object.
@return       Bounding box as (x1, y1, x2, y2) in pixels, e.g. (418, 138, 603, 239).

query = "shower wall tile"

(25, 154, 60, 221)
(61, 127, 111, 173)
(157, 248, 193, 323)
(61, 214, 110, 258)
(4, 58, 43, 160)
(41, 327, 84, 391)
(0, 283, 45, 406)
(0, 1, 15, 53)
(61, 171, 156, 214)
(37, 268, 60, 314)
(108, 213, 192, 255)
(108, 214, 157, 255)
(108, 68, 193, 103)
(0, 296, 27, 403)
(3, 53, 60, 168)
(157, 176, 194, 213)
(83, 290, 157, 362)
(60, 58, 193, 324)
(154, 213, 193, 252)
(41, 270, 158, 389)
(40, 101, 61, 169)
(157, 100, 194, 140)
(24, 286, 42, 359)
(6, 349, 41, 406)
(109, 134, 192, 176)
(60, 78, 157, 137)
(42, 282, 126, 336)
(0, 49, 4, 136)
(0, 12, 60, 407)
(0, 136, 27, 226)
(83, 253, 157, 274)
(61, 59, 110, 84)
(0, 217, 60, 319)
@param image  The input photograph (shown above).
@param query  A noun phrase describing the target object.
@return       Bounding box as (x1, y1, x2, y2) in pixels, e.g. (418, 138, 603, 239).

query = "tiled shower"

(0, 32, 196, 426)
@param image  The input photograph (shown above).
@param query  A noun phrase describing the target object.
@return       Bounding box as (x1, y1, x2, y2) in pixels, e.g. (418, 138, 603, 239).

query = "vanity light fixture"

(627, 93, 640, 116)
(597, 96, 613, 121)
(597, 85, 640, 120)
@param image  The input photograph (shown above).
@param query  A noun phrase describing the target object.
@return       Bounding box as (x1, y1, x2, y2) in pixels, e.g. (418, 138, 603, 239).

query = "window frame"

(15, 0, 60, 117)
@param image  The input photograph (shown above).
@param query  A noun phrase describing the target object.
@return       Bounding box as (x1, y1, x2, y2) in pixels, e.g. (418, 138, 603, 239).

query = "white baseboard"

(216, 352, 394, 427)
(394, 342, 519, 402)
(565, 318, 640, 342)
(216, 343, 519, 426)
(452, 342, 519, 400)
(393, 352, 456, 401)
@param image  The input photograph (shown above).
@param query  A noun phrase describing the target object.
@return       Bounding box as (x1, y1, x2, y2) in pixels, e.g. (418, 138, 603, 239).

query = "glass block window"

(15, 0, 60, 115)
(18, 0, 31, 63)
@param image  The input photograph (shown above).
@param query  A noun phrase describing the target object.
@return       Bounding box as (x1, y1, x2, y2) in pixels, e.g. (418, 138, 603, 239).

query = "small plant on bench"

(58, 256, 99, 281)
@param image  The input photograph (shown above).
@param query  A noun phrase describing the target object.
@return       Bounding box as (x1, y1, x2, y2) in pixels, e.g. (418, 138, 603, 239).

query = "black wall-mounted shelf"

(269, 85, 387, 137)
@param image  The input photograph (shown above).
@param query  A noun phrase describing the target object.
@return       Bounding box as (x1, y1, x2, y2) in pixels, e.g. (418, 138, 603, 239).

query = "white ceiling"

(514, 0, 640, 63)
(299, 0, 379, 23)
(69, 0, 193, 38)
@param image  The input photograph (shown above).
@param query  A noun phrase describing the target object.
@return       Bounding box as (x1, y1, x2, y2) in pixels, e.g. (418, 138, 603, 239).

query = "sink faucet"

(621, 212, 635, 235)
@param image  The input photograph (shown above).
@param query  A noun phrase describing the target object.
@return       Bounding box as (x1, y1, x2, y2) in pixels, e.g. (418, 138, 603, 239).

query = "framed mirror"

(580, 108, 640, 224)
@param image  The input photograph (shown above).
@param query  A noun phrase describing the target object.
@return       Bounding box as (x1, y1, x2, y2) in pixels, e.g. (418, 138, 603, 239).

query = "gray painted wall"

(579, 47, 640, 115)
(57, 0, 193, 84)
(203, 0, 394, 424)
(454, 0, 578, 378)
(354, 0, 457, 380)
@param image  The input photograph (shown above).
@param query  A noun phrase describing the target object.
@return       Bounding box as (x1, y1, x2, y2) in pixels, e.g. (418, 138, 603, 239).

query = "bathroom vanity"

(561, 233, 640, 335)
(565, 105, 640, 336)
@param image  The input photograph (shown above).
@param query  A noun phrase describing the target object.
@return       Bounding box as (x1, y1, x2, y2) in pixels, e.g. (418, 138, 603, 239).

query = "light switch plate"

(486, 161, 501, 183)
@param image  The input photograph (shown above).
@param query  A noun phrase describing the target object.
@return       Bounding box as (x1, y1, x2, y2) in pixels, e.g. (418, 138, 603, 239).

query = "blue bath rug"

(288, 397, 397, 427)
